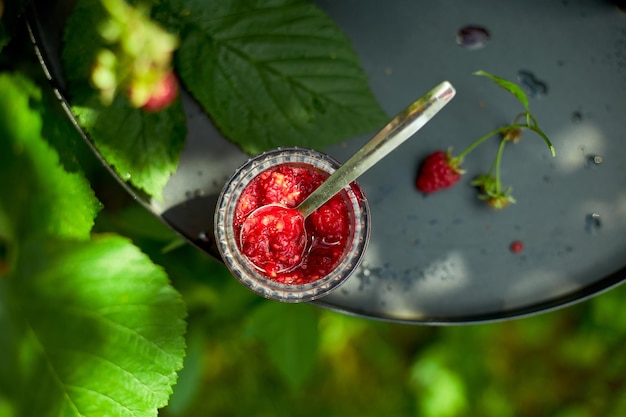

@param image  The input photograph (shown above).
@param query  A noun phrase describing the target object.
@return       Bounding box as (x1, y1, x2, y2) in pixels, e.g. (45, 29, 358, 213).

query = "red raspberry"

(416, 150, 462, 194)
(141, 71, 179, 112)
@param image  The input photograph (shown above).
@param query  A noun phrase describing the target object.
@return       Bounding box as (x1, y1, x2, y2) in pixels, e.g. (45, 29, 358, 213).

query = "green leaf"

(63, 0, 187, 199)
(94, 203, 177, 243)
(61, 0, 108, 101)
(0, 73, 100, 243)
(72, 95, 187, 199)
(246, 301, 319, 388)
(526, 113, 556, 157)
(474, 70, 530, 113)
(37, 85, 99, 174)
(169, 0, 387, 154)
(0, 283, 22, 406)
(5, 235, 187, 417)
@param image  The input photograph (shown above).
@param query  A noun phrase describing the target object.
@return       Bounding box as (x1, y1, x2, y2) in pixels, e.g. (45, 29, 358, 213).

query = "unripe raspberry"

(140, 71, 178, 112)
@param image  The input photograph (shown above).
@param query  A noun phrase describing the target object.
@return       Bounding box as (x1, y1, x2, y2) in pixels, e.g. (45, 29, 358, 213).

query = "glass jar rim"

(214, 147, 371, 302)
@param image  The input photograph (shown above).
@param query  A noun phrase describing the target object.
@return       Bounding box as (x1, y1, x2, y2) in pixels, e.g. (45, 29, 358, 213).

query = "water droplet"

(198, 231, 210, 242)
(456, 26, 490, 50)
(585, 213, 601, 235)
(585, 154, 603, 168)
(121, 172, 131, 180)
(517, 70, 548, 98)
(571, 111, 583, 123)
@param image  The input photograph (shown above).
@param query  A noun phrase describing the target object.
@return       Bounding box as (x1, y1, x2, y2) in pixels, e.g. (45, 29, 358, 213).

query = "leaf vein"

(24, 323, 86, 417)
(65, 384, 135, 416)
(217, 41, 375, 119)
(256, 66, 308, 135)
(31, 303, 179, 362)
(54, 347, 161, 397)
(213, 57, 267, 137)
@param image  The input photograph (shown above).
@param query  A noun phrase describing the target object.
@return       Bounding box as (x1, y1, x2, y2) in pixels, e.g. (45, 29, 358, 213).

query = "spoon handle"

(298, 80, 456, 218)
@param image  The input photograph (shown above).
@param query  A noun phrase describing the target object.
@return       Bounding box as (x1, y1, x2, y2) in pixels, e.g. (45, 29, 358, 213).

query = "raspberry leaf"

(168, 0, 387, 154)
(63, 0, 187, 199)
(2, 235, 187, 417)
(0, 73, 186, 417)
(72, 95, 187, 200)
(474, 70, 530, 113)
(0, 73, 100, 244)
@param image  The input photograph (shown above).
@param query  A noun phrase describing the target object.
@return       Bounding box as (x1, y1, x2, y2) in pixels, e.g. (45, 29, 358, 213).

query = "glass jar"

(214, 147, 370, 302)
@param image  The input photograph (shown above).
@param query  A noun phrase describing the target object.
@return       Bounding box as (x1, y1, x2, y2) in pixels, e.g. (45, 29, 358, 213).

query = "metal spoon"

(240, 81, 456, 273)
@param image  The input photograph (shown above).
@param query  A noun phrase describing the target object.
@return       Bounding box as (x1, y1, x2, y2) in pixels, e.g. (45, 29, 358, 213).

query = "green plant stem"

(511, 112, 528, 126)
(455, 123, 528, 162)
(494, 138, 507, 193)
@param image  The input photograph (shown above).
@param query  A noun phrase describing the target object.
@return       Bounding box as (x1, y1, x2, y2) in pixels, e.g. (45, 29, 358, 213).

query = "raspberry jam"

(235, 165, 351, 283)
(215, 148, 370, 302)
(238, 204, 307, 276)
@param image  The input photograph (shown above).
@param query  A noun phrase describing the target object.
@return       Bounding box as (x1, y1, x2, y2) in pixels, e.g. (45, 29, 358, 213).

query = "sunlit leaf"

(0, 73, 100, 243)
(5, 235, 187, 417)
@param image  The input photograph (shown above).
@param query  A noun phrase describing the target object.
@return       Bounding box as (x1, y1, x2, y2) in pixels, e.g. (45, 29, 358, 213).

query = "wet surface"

(517, 70, 549, 98)
(585, 213, 602, 236)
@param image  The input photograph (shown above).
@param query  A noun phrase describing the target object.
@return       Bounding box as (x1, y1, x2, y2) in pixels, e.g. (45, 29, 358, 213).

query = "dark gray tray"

(28, 0, 626, 324)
